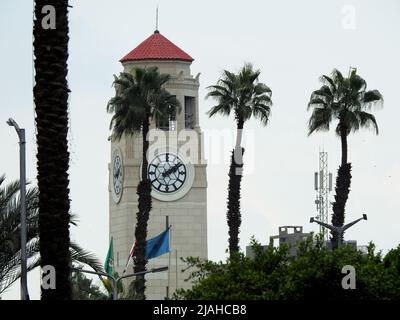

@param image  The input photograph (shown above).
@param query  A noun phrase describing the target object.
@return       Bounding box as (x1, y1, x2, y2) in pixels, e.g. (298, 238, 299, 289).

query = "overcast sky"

(1, 0, 399, 299)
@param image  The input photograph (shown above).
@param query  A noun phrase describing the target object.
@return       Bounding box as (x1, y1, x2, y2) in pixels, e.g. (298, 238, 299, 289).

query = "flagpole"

(175, 249, 178, 291)
(166, 215, 171, 299)
(123, 240, 136, 275)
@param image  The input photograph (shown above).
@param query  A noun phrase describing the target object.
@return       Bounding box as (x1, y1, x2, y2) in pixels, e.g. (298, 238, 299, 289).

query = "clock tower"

(109, 30, 207, 299)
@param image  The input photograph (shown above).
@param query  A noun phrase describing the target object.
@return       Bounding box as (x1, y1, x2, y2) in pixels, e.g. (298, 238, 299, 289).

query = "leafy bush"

(174, 237, 400, 300)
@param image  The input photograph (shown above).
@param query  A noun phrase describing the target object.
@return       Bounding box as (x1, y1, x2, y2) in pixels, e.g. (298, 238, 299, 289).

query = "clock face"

(113, 155, 123, 195)
(111, 147, 123, 203)
(148, 153, 187, 194)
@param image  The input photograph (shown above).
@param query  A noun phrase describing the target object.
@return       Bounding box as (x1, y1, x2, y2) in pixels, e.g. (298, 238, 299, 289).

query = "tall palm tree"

(107, 67, 180, 299)
(307, 68, 383, 248)
(33, 0, 72, 299)
(0, 175, 103, 297)
(206, 63, 272, 257)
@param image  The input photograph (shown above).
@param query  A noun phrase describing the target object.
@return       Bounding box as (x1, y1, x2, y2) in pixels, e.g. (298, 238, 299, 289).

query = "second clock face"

(148, 153, 187, 194)
(111, 147, 123, 204)
(113, 154, 123, 195)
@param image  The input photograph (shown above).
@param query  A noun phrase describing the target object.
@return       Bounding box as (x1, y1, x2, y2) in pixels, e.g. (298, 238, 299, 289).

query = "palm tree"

(33, 0, 72, 299)
(0, 175, 103, 297)
(107, 67, 180, 299)
(206, 63, 273, 257)
(307, 68, 383, 248)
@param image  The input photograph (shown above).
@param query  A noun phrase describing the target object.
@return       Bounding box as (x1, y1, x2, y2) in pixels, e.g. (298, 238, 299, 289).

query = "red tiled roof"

(120, 31, 194, 63)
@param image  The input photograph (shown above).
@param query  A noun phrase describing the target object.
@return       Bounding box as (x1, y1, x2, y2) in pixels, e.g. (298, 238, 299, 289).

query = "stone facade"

(108, 58, 207, 299)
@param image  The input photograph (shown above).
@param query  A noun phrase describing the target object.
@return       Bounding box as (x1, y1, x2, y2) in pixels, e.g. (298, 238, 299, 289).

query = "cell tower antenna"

(313, 150, 333, 241)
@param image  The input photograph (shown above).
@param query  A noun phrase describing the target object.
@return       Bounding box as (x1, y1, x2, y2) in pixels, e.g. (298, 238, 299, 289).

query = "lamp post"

(71, 266, 168, 300)
(6, 118, 29, 300)
(310, 214, 367, 248)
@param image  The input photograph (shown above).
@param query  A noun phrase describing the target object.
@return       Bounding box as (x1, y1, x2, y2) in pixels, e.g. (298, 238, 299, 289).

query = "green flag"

(104, 237, 114, 276)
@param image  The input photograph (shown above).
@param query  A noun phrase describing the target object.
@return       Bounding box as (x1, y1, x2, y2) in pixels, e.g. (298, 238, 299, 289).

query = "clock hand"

(114, 167, 120, 179)
(162, 163, 181, 177)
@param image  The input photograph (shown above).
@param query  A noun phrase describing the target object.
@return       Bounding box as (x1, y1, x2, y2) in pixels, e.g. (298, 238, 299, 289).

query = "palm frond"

(207, 103, 232, 117)
(0, 176, 102, 297)
(319, 75, 336, 94)
(0, 179, 20, 213)
(0, 238, 40, 294)
(308, 107, 332, 135)
(362, 90, 384, 109)
(355, 111, 379, 134)
(107, 67, 179, 140)
(206, 64, 273, 127)
(70, 241, 103, 273)
(307, 68, 383, 137)
(252, 103, 271, 126)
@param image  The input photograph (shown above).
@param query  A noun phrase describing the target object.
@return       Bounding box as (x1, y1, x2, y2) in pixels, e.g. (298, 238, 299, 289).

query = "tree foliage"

(71, 272, 109, 300)
(0, 175, 103, 297)
(174, 237, 400, 300)
(307, 68, 382, 139)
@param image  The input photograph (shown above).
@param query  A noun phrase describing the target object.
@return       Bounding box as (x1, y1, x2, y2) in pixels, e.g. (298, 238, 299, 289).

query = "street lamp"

(310, 214, 367, 248)
(71, 266, 168, 300)
(6, 118, 29, 300)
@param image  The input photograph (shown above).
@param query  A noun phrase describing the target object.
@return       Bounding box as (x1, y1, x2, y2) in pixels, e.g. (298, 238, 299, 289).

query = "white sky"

(1, 0, 399, 299)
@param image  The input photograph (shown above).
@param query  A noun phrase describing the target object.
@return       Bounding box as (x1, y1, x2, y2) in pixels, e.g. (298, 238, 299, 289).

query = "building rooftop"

(120, 30, 194, 63)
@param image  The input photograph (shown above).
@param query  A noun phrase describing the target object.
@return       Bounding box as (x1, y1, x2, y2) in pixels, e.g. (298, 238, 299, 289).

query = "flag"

(123, 227, 170, 274)
(104, 237, 114, 276)
(123, 240, 137, 275)
(145, 227, 170, 260)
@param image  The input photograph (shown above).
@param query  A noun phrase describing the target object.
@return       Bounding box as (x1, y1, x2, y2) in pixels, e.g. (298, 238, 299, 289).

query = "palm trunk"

(331, 130, 351, 249)
(34, 0, 71, 299)
(133, 116, 152, 300)
(341, 130, 348, 166)
(227, 119, 244, 257)
(235, 122, 243, 150)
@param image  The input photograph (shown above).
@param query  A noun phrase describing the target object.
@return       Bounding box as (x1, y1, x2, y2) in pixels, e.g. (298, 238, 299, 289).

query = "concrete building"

(108, 30, 207, 299)
(246, 226, 312, 258)
(246, 226, 362, 259)
(269, 226, 312, 257)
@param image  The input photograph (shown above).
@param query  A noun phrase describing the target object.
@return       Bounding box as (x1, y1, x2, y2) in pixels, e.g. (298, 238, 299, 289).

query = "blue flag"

(145, 227, 170, 260)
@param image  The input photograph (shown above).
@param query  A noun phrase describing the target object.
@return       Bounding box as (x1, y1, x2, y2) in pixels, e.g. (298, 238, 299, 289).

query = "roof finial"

(154, 5, 159, 33)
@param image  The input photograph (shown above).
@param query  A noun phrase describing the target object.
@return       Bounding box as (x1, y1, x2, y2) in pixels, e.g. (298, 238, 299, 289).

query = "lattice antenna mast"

(314, 150, 333, 241)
